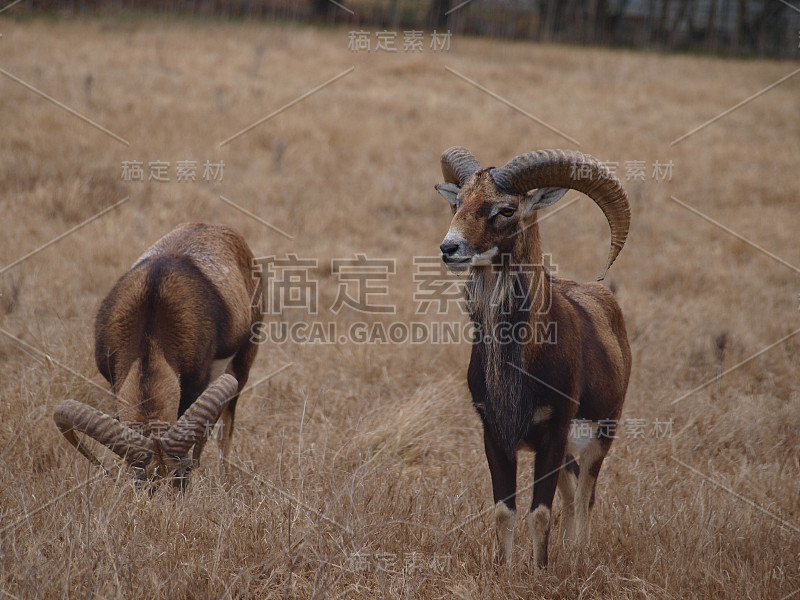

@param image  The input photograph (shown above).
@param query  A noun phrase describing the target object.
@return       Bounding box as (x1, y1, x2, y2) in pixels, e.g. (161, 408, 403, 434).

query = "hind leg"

(218, 394, 239, 468)
(557, 454, 579, 543)
(218, 339, 258, 469)
(573, 437, 611, 544)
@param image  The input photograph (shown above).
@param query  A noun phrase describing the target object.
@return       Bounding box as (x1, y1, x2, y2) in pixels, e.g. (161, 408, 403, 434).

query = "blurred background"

(20, 0, 800, 58)
(1, 1, 798, 598)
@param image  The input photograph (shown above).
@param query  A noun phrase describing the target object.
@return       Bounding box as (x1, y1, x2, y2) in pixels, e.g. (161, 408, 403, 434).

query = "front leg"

(484, 424, 518, 567)
(469, 345, 519, 567)
(528, 424, 569, 568)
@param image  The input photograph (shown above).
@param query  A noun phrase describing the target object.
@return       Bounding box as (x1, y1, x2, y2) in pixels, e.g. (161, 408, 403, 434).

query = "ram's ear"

(520, 187, 569, 217)
(435, 183, 460, 207)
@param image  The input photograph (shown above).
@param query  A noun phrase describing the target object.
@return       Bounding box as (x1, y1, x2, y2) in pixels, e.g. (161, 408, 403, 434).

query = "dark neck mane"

(464, 216, 551, 456)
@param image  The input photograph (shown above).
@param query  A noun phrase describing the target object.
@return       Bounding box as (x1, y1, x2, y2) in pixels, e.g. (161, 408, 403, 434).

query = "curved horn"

(440, 146, 482, 186)
(53, 400, 154, 470)
(158, 374, 238, 462)
(490, 149, 630, 279)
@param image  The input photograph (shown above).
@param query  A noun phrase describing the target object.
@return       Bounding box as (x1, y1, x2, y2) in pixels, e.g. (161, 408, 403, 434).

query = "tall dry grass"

(0, 15, 799, 599)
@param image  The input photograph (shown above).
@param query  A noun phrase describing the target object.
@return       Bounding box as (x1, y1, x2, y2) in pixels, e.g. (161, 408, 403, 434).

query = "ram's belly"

(209, 355, 234, 382)
(566, 421, 600, 456)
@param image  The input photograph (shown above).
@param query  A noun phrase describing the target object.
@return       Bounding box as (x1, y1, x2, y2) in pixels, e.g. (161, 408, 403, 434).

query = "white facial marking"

(470, 246, 498, 265)
(441, 228, 471, 270)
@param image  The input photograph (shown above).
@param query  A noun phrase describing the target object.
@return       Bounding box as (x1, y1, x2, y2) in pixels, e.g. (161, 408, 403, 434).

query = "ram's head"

(53, 374, 237, 486)
(435, 147, 630, 279)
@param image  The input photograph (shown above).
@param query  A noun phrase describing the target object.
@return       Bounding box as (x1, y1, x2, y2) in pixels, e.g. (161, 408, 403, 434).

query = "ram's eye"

(498, 207, 516, 218)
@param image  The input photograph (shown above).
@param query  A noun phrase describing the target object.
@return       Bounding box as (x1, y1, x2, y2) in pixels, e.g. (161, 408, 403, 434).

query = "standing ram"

(53, 222, 262, 486)
(435, 148, 632, 567)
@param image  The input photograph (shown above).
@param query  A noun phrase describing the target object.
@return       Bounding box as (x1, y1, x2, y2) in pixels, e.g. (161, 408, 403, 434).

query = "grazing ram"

(435, 148, 632, 567)
(53, 222, 261, 486)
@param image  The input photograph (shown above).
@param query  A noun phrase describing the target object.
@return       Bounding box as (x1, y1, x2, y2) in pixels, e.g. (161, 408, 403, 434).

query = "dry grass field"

(1, 13, 799, 599)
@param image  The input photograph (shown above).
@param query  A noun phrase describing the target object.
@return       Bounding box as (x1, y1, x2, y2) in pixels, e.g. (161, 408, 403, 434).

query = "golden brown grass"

(1, 15, 799, 599)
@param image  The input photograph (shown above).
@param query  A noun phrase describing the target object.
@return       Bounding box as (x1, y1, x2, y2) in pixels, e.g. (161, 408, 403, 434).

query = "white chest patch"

(209, 356, 234, 382)
(566, 421, 599, 456)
